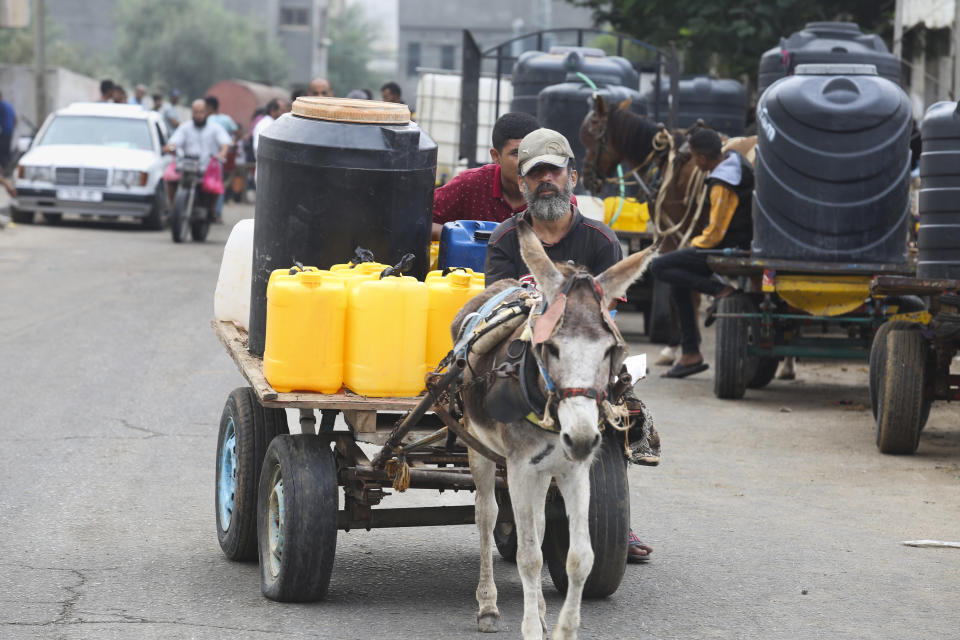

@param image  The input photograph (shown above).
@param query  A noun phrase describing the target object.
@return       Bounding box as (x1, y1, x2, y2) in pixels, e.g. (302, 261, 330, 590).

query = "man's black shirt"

(484, 208, 623, 286)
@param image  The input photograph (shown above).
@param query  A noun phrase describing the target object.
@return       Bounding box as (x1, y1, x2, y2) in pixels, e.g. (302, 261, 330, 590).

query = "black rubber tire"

(542, 432, 629, 599)
(258, 434, 339, 602)
(170, 187, 189, 243)
(493, 488, 517, 563)
(42, 212, 62, 224)
(646, 277, 675, 344)
(714, 294, 753, 399)
(215, 387, 288, 561)
(190, 218, 210, 242)
(747, 357, 779, 389)
(141, 184, 168, 230)
(870, 322, 912, 420)
(875, 327, 928, 455)
(11, 207, 33, 224)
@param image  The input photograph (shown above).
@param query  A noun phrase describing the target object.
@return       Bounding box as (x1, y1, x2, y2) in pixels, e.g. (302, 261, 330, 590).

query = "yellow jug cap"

(449, 271, 472, 288)
(298, 270, 330, 283)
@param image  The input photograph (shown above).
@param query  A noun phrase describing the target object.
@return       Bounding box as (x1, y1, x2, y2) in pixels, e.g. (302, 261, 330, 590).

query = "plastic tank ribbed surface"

(918, 101, 960, 278)
(642, 76, 747, 135)
(247, 107, 437, 356)
(758, 22, 900, 97)
(537, 82, 645, 194)
(510, 47, 638, 116)
(752, 65, 912, 262)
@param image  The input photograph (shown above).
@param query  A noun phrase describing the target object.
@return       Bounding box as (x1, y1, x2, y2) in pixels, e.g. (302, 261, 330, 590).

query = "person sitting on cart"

(650, 128, 754, 379)
(485, 127, 658, 563)
(432, 112, 576, 241)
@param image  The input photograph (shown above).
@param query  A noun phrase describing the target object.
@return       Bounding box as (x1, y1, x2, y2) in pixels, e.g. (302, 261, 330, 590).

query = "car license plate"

(57, 188, 103, 202)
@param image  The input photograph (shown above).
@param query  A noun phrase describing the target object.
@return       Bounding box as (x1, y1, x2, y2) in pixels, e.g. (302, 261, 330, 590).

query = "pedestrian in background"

(0, 91, 16, 172)
(111, 85, 128, 104)
(252, 98, 289, 157)
(205, 95, 239, 223)
(129, 84, 148, 108)
(99, 79, 114, 102)
(162, 90, 182, 132)
(308, 77, 333, 97)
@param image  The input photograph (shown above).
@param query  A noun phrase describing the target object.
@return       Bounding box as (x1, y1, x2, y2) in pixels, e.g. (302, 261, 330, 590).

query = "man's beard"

(520, 176, 573, 222)
(193, 118, 207, 128)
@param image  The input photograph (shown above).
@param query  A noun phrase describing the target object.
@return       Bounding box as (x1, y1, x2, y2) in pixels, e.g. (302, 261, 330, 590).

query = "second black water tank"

(247, 98, 437, 357)
(752, 64, 912, 263)
(758, 22, 901, 97)
(918, 101, 960, 279)
(641, 76, 747, 135)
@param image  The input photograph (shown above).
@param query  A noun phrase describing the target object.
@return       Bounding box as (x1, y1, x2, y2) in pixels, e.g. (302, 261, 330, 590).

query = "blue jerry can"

(438, 220, 499, 273)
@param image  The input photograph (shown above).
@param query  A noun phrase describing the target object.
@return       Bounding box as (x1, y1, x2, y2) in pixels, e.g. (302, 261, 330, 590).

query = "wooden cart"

(868, 275, 960, 455)
(211, 320, 630, 602)
(706, 256, 917, 400)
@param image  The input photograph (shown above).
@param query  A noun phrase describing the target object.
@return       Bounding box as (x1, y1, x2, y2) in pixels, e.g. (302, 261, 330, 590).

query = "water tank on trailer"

(642, 76, 747, 136)
(752, 64, 912, 263)
(758, 22, 901, 97)
(918, 101, 960, 279)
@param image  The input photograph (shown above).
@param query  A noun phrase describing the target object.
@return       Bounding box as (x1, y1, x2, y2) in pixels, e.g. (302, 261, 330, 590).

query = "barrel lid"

(292, 97, 410, 125)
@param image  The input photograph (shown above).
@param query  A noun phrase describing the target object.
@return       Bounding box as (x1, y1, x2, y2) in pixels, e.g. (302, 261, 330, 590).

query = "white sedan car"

(12, 102, 172, 228)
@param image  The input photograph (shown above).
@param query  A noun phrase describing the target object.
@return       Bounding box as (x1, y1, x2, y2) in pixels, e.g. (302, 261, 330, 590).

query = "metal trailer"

(705, 256, 916, 400)
(868, 275, 960, 455)
(211, 320, 631, 602)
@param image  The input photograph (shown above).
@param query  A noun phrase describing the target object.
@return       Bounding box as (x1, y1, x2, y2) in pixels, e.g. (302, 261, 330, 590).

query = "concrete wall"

(0, 64, 100, 137)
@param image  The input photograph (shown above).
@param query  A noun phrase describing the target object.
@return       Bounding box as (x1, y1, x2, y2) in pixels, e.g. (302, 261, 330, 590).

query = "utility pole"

(954, 0, 960, 99)
(33, 0, 46, 125)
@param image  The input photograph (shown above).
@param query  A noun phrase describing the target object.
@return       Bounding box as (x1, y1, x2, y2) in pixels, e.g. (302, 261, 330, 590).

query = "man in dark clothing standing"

(485, 128, 657, 562)
(650, 129, 754, 378)
(0, 92, 16, 171)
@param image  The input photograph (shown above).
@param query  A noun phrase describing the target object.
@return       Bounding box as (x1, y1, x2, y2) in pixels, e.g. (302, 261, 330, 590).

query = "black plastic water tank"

(641, 76, 747, 135)
(510, 47, 639, 116)
(247, 98, 437, 356)
(752, 64, 912, 263)
(918, 101, 960, 279)
(758, 22, 901, 97)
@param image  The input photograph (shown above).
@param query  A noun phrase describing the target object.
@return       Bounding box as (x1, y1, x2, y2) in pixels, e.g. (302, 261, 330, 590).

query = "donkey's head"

(517, 219, 659, 461)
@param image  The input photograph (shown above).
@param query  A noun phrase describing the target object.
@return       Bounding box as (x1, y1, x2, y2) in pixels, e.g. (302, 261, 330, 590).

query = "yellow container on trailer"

(429, 241, 439, 271)
(344, 274, 429, 397)
(330, 261, 390, 275)
(263, 267, 347, 394)
(425, 269, 486, 370)
(603, 196, 649, 232)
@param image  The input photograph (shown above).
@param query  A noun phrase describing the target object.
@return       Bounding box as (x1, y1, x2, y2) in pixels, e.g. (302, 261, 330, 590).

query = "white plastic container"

(214, 219, 255, 329)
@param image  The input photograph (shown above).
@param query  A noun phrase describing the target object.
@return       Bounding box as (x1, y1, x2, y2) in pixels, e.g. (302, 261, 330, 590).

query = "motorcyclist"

(161, 99, 231, 212)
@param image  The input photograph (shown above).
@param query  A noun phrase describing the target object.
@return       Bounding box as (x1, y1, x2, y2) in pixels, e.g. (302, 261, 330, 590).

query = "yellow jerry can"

(603, 196, 650, 232)
(425, 269, 485, 370)
(263, 268, 347, 394)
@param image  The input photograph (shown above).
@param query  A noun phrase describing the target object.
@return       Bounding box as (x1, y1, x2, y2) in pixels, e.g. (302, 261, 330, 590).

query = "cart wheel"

(747, 357, 780, 389)
(869, 321, 932, 428)
(714, 294, 753, 399)
(493, 488, 517, 563)
(542, 432, 628, 599)
(258, 434, 338, 602)
(875, 327, 928, 455)
(216, 387, 288, 561)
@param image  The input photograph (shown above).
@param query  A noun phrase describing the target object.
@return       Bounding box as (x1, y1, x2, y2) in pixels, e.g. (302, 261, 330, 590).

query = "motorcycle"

(169, 153, 218, 243)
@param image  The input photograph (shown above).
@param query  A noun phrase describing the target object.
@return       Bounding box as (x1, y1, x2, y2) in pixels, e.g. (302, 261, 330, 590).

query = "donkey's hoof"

(477, 612, 501, 633)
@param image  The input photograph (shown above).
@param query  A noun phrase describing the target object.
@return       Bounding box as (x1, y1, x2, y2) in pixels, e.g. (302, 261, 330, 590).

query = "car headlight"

(114, 169, 148, 187)
(18, 165, 54, 182)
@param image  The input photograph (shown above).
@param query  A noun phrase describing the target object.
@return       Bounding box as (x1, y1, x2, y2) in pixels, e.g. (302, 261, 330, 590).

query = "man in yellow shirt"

(650, 129, 754, 378)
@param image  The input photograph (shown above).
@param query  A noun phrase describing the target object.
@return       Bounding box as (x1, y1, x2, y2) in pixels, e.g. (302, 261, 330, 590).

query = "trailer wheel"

(542, 432, 628, 598)
(747, 357, 779, 389)
(493, 488, 517, 563)
(875, 327, 928, 455)
(216, 387, 288, 561)
(714, 294, 753, 399)
(258, 434, 338, 602)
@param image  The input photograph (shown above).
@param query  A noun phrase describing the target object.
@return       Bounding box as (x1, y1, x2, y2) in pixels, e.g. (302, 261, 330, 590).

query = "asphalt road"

(1, 202, 959, 640)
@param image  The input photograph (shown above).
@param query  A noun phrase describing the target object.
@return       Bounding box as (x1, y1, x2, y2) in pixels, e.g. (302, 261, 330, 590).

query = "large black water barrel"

(511, 47, 639, 116)
(918, 101, 960, 278)
(752, 64, 912, 263)
(758, 22, 901, 97)
(641, 76, 747, 135)
(537, 72, 645, 194)
(247, 98, 437, 356)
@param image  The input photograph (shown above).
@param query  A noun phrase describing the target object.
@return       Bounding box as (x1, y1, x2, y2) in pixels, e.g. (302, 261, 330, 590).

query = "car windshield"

(37, 115, 154, 151)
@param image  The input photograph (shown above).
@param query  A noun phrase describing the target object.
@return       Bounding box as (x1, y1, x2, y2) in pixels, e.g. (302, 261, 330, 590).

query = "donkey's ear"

(517, 219, 564, 300)
(594, 94, 607, 116)
(617, 98, 632, 112)
(596, 241, 660, 305)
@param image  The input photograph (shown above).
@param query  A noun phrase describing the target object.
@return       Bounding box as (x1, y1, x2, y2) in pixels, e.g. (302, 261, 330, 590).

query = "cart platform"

(708, 255, 915, 278)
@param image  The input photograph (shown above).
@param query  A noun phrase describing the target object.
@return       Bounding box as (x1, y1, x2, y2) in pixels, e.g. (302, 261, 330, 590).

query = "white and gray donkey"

(453, 221, 658, 640)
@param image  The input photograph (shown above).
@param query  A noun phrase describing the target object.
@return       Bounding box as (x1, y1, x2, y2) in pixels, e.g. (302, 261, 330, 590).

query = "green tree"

(326, 4, 386, 96)
(113, 0, 289, 100)
(0, 16, 107, 78)
(570, 0, 895, 82)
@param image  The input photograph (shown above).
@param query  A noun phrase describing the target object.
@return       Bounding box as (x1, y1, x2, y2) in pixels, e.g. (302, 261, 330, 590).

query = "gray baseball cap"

(518, 128, 575, 176)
